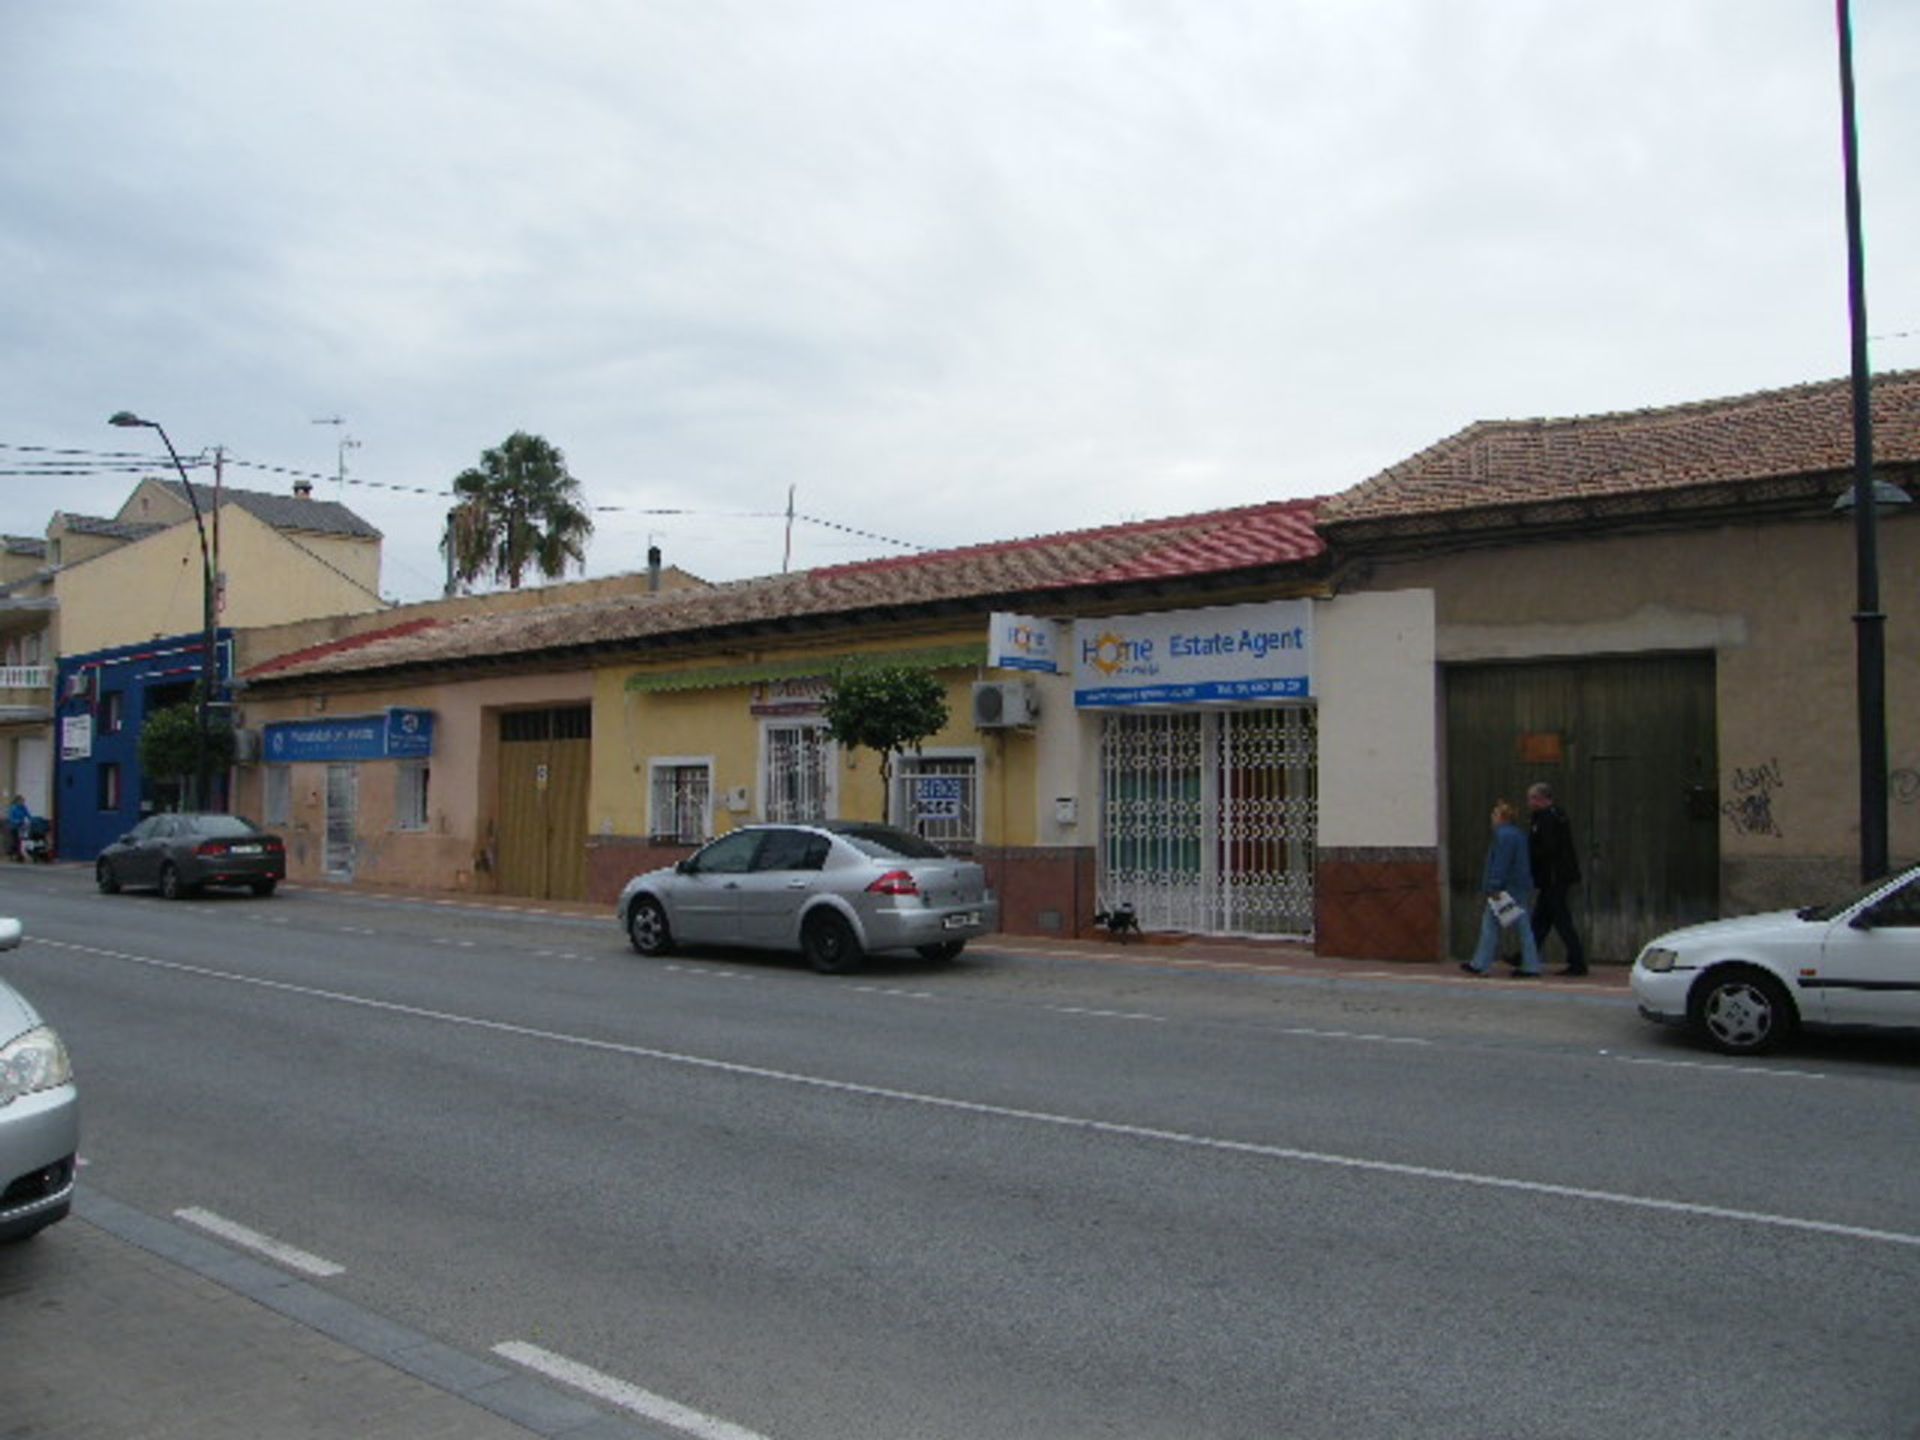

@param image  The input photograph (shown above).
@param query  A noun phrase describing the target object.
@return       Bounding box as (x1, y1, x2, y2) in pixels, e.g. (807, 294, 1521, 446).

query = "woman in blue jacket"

(1461, 800, 1543, 977)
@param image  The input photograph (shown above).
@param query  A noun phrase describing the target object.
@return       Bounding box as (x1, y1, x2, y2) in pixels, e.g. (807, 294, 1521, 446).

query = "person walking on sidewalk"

(1461, 800, 1543, 977)
(1527, 781, 1588, 976)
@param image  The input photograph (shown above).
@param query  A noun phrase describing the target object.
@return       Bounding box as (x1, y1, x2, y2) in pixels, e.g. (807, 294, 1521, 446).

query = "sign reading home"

(264, 708, 436, 764)
(1073, 600, 1313, 708)
(987, 612, 1065, 674)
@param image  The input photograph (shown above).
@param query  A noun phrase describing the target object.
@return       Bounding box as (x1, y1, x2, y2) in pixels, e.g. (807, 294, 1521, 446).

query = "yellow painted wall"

(590, 627, 1029, 843)
(56, 508, 384, 655)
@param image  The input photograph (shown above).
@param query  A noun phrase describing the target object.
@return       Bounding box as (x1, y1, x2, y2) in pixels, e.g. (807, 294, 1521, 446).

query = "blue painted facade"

(54, 630, 232, 861)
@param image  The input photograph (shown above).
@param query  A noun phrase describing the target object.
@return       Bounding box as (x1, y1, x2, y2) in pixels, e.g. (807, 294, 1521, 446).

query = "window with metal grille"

(763, 724, 830, 823)
(500, 706, 591, 743)
(893, 753, 979, 844)
(649, 760, 711, 844)
(395, 761, 430, 831)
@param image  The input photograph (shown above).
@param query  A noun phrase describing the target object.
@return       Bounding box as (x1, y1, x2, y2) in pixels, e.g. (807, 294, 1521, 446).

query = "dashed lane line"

(495, 1342, 772, 1440)
(173, 1206, 345, 1277)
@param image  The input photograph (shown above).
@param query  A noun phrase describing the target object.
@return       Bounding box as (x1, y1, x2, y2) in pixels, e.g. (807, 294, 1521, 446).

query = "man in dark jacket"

(1527, 782, 1587, 975)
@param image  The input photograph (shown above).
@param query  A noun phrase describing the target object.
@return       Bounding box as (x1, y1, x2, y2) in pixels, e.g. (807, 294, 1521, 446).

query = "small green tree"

(820, 665, 950, 825)
(138, 697, 235, 801)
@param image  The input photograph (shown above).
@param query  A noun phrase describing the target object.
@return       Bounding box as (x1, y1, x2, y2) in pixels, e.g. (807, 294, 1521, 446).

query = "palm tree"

(442, 432, 595, 590)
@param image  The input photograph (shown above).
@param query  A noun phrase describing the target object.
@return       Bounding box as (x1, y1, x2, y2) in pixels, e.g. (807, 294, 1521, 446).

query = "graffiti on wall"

(1723, 757, 1785, 837)
(1894, 768, 1920, 806)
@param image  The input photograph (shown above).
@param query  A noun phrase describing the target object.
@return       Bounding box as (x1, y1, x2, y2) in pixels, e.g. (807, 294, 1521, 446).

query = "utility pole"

(782, 484, 796, 573)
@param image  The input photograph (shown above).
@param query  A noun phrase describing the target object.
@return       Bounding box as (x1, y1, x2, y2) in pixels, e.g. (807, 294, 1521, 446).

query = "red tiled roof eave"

(1321, 369, 1920, 528)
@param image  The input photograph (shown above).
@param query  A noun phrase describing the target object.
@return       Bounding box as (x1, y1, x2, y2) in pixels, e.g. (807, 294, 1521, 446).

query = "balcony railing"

(0, 666, 52, 691)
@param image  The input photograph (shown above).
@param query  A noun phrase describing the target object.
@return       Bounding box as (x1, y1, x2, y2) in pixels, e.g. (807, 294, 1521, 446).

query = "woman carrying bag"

(1460, 799, 1543, 977)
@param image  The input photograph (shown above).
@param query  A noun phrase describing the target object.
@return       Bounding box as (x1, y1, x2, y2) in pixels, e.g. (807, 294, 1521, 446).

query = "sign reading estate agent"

(1073, 600, 1313, 708)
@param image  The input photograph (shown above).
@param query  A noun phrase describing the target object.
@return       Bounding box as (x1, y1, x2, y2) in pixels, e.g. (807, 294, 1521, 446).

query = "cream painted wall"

(1365, 517, 1919, 898)
(57, 508, 384, 655)
(1315, 589, 1439, 849)
(235, 670, 593, 887)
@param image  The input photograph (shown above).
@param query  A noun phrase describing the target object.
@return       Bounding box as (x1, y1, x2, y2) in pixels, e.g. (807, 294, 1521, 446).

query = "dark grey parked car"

(96, 813, 287, 899)
(0, 917, 78, 1242)
(618, 821, 999, 973)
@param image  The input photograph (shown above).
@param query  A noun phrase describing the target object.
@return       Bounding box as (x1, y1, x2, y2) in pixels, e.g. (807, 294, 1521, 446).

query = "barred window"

(763, 724, 831, 824)
(893, 753, 980, 845)
(264, 766, 291, 826)
(650, 760, 712, 844)
(395, 761, 430, 831)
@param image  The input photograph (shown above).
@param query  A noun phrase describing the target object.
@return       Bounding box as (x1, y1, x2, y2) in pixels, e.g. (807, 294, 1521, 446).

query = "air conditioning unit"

(232, 728, 262, 764)
(972, 680, 1038, 730)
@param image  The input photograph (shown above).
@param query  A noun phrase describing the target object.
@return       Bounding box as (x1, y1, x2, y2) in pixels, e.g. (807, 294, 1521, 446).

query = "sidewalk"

(1, 1192, 657, 1440)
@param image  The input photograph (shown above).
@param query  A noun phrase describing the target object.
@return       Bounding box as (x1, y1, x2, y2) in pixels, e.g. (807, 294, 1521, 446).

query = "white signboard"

(914, 775, 964, 821)
(988, 612, 1064, 674)
(1073, 600, 1313, 708)
(61, 713, 93, 761)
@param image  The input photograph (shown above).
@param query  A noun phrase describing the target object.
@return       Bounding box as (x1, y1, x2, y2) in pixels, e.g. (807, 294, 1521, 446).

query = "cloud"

(1, 0, 1914, 597)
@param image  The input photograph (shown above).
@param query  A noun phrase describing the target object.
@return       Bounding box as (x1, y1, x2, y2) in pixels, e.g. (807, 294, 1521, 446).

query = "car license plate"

(944, 912, 978, 930)
(232, 844, 263, 855)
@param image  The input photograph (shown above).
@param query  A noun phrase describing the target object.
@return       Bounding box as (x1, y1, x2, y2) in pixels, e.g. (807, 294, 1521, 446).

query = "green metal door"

(1444, 655, 1718, 963)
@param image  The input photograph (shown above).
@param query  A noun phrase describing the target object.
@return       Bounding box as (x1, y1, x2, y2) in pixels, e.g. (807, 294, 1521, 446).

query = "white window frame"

(757, 720, 837, 824)
(394, 760, 430, 832)
(263, 766, 292, 827)
(648, 756, 714, 844)
(891, 747, 984, 845)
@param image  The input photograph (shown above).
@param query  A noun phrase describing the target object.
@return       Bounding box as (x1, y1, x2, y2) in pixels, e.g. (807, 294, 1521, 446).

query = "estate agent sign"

(1073, 600, 1313, 708)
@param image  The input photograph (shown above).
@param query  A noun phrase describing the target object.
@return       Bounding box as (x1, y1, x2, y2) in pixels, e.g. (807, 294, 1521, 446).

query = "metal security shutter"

(1097, 706, 1317, 938)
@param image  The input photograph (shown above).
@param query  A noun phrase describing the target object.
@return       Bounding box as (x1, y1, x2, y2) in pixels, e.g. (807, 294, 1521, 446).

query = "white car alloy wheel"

(1691, 970, 1793, 1055)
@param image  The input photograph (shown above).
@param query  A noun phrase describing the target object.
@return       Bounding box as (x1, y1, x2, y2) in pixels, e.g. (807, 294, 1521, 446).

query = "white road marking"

(495, 1342, 772, 1440)
(1275, 1025, 1431, 1046)
(853, 985, 937, 1000)
(1600, 1049, 1827, 1080)
(40, 937, 1920, 1252)
(174, 1207, 344, 1276)
(1047, 1005, 1164, 1022)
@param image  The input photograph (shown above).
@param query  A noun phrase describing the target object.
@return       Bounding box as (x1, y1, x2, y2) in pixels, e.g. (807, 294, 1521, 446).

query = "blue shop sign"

(264, 708, 435, 764)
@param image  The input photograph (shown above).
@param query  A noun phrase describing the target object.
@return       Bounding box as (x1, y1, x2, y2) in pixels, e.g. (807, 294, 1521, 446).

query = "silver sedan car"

(0, 918, 78, 1242)
(618, 822, 999, 973)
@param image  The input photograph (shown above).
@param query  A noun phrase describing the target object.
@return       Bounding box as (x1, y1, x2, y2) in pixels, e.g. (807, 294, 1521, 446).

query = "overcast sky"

(4, 1, 1915, 604)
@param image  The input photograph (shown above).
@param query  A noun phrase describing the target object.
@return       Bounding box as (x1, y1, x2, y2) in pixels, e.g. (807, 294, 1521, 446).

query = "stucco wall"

(235, 670, 593, 889)
(58, 509, 384, 656)
(1316, 589, 1438, 849)
(1363, 516, 1918, 911)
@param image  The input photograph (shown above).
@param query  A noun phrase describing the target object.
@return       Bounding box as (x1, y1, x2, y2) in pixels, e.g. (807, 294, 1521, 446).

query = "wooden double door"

(496, 706, 590, 901)
(1445, 655, 1720, 963)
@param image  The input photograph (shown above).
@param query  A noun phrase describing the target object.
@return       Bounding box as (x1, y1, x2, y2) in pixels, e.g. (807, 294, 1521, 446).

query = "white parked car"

(1632, 864, 1920, 1054)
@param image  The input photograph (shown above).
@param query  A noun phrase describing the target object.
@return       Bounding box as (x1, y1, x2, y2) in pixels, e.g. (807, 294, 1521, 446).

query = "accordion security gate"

(1097, 706, 1317, 938)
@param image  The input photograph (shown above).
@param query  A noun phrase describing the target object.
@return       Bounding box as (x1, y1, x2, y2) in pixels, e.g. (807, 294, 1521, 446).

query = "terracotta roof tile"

(245, 499, 1325, 683)
(1321, 369, 1920, 526)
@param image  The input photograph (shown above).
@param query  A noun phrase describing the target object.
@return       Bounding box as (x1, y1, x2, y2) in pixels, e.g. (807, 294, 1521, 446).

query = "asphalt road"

(5, 864, 1919, 1439)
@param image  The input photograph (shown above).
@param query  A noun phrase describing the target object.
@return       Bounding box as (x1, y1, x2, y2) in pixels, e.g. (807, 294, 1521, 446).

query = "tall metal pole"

(109, 413, 218, 811)
(1835, 0, 1889, 882)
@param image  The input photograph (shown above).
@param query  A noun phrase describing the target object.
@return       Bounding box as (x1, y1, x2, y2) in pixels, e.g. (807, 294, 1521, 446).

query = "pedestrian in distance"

(5, 795, 27, 863)
(1527, 781, 1588, 976)
(1460, 799, 1543, 977)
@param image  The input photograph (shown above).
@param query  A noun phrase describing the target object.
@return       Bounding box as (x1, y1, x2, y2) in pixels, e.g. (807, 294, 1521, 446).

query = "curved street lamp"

(107, 411, 220, 811)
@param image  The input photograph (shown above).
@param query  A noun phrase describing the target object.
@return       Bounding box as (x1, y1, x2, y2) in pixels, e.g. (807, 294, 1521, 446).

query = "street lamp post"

(1834, 0, 1893, 883)
(108, 411, 219, 811)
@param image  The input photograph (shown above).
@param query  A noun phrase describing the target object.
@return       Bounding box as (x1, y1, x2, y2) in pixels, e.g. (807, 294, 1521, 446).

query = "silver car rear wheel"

(803, 912, 863, 975)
